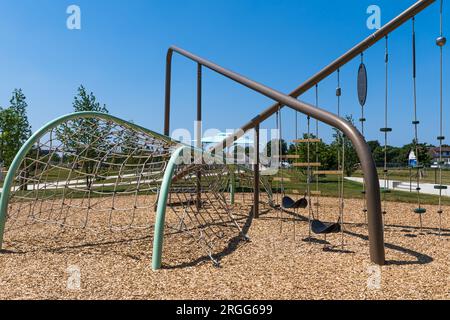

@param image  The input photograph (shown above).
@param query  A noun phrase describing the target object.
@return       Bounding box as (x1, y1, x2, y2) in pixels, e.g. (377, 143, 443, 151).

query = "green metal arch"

(0, 111, 178, 248)
(152, 145, 230, 270)
(151, 146, 272, 270)
(152, 145, 191, 270)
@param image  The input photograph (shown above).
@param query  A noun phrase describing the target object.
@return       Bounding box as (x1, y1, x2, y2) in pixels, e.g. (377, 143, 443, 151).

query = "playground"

(0, 0, 449, 301)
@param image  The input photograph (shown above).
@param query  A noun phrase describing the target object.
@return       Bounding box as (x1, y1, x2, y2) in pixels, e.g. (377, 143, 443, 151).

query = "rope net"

(163, 151, 273, 266)
(3, 117, 175, 249)
(2, 115, 273, 267)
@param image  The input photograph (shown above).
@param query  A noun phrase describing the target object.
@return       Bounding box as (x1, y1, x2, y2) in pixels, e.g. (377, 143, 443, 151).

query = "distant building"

(429, 146, 450, 167)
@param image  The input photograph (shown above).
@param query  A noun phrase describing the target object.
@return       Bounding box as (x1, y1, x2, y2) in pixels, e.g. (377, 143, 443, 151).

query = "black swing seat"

(413, 208, 427, 214)
(282, 196, 308, 209)
(311, 219, 341, 235)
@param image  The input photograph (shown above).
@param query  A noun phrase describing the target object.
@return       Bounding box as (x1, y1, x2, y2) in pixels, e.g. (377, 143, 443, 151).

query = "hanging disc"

(357, 63, 368, 107)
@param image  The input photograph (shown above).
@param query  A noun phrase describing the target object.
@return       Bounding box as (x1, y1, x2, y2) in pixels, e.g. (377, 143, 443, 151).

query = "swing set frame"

(162, 0, 437, 266)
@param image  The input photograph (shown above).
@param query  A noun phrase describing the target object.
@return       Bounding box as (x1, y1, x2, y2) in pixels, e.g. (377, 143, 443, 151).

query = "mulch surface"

(0, 195, 448, 300)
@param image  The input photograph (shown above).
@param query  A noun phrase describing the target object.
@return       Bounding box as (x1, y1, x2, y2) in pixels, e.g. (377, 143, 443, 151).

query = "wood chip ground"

(0, 195, 448, 300)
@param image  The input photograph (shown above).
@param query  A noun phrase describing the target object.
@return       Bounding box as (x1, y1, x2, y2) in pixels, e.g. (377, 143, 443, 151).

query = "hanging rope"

(359, 53, 368, 225)
(336, 69, 345, 249)
(274, 110, 280, 207)
(306, 88, 314, 241)
(314, 84, 321, 221)
(307, 84, 327, 242)
(436, 0, 446, 235)
(293, 108, 299, 240)
(381, 35, 392, 221)
(412, 17, 426, 231)
(276, 107, 284, 234)
(279, 107, 284, 196)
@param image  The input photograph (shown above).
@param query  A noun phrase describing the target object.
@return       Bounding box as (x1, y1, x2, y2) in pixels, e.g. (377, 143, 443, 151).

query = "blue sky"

(0, 0, 447, 146)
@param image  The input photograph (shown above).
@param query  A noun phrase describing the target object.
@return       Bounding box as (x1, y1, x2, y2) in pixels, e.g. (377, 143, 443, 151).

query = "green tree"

(290, 133, 337, 170)
(264, 139, 288, 158)
(10, 89, 32, 141)
(367, 140, 383, 165)
(73, 85, 109, 113)
(331, 115, 359, 176)
(56, 85, 110, 188)
(367, 140, 381, 152)
(392, 141, 432, 167)
(0, 108, 23, 166)
(0, 89, 32, 166)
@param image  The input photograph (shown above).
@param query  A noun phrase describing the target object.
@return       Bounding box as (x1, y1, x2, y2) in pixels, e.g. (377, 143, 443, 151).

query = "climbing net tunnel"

(153, 147, 274, 268)
(0, 112, 273, 268)
(0, 112, 176, 248)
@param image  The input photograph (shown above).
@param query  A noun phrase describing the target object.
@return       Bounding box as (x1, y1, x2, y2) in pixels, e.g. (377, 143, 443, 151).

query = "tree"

(0, 89, 32, 166)
(367, 140, 381, 152)
(392, 141, 432, 167)
(73, 85, 109, 113)
(367, 140, 399, 167)
(290, 133, 337, 170)
(367, 140, 382, 166)
(264, 139, 288, 158)
(56, 85, 110, 188)
(0, 108, 24, 166)
(331, 115, 359, 176)
(10, 89, 32, 141)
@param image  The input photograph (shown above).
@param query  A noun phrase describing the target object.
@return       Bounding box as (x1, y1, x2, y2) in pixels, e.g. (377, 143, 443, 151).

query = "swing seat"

(282, 196, 308, 209)
(413, 208, 427, 214)
(282, 196, 296, 209)
(311, 219, 341, 235)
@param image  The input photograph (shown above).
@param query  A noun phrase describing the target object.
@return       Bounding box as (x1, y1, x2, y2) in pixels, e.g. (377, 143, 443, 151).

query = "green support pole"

(152, 146, 190, 270)
(230, 168, 236, 205)
(152, 146, 235, 270)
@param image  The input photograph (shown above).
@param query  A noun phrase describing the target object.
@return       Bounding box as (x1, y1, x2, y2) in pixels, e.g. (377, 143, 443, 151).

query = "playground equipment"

(0, 0, 445, 270)
(152, 146, 274, 268)
(157, 38, 392, 267)
(162, 44, 387, 264)
(436, 0, 447, 235)
(358, 52, 369, 224)
(0, 112, 273, 269)
(0, 112, 178, 245)
(410, 16, 428, 228)
(380, 35, 391, 218)
(292, 83, 345, 243)
(274, 108, 309, 211)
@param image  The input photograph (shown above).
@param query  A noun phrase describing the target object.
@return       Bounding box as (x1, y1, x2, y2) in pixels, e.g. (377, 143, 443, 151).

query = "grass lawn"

(353, 167, 450, 185)
(267, 169, 450, 206)
(3, 167, 450, 206)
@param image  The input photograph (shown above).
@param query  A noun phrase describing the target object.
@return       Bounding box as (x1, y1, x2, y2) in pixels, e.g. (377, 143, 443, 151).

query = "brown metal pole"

(197, 64, 202, 126)
(163, 1, 434, 146)
(161, 1, 437, 267)
(164, 50, 173, 136)
(164, 45, 386, 265)
(196, 64, 202, 210)
(253, 125, 260, 218)
(215, 0, 436, 150)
